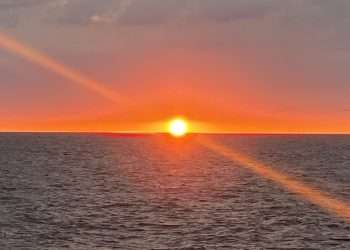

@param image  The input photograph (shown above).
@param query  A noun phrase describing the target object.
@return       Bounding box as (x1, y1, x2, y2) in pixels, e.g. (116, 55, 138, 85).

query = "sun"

(168, 118, 188, 137)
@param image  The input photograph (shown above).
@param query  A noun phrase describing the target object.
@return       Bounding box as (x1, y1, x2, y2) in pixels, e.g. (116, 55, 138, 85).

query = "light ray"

(0, 31, 127, 104)
(198, 137, 350, 222)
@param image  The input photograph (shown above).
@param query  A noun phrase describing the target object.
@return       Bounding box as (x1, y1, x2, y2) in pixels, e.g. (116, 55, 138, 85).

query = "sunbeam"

(0, 31, 127, 105)
(198, 136, 350, 222)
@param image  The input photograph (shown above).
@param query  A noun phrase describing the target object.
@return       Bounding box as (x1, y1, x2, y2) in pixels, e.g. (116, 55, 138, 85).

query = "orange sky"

(0, 36, 349, 134)
(0, 1, 350, 134)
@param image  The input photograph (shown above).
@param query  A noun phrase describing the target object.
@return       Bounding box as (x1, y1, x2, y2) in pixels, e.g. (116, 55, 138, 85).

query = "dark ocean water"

(0, 133, 349, 249)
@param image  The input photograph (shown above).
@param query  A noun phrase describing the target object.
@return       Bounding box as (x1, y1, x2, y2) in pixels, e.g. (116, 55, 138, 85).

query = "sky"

(0, 0, 349, 133)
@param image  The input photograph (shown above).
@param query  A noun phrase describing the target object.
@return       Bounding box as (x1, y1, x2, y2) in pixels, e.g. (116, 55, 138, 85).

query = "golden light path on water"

(0, 31, 126, 105)
(197, 136, 350, 222)
(1, 31, 349, 223)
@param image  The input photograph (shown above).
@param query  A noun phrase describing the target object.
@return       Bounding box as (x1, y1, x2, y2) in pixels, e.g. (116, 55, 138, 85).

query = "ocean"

(0, 133, 349, 249)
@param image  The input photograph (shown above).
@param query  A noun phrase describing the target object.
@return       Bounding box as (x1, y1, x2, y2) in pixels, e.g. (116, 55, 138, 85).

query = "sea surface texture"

(0, 134, 349, 249)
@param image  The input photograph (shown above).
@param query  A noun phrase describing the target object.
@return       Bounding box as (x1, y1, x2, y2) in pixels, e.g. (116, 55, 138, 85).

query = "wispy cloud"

(89, 0, 133, 24)
(0, 0, 67, 28)
(0, 0, 276, 27)
(0, 0, 47, 10)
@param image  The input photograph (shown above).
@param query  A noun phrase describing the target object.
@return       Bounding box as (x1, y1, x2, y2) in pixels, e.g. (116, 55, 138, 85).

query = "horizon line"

(0, 131, 349, 136)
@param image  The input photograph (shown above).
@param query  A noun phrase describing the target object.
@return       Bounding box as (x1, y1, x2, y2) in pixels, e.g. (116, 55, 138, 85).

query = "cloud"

(87, 0, 133, 24)
(117, 0, 187, 25)
(47, 0, 105, 25)
(1, 0, 350, 29)
(46, 0, 185, 26)
(0, 11, 19, 28)
(0, 0, 41, 27)
(116, 0, 272, 26)
(34, 0, 274, 26)
(194, 0, 272, 22)
(45, 0, 128, 25)
(0, 0, 51, 11)
(0, 0, 66, 28)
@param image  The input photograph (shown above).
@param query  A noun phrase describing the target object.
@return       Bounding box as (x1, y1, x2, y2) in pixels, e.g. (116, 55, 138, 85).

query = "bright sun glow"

(168, 118, 188, 137)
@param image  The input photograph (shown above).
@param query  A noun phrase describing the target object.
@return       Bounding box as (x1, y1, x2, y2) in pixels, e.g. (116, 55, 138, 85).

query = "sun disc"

(168, 118, 188, 137)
